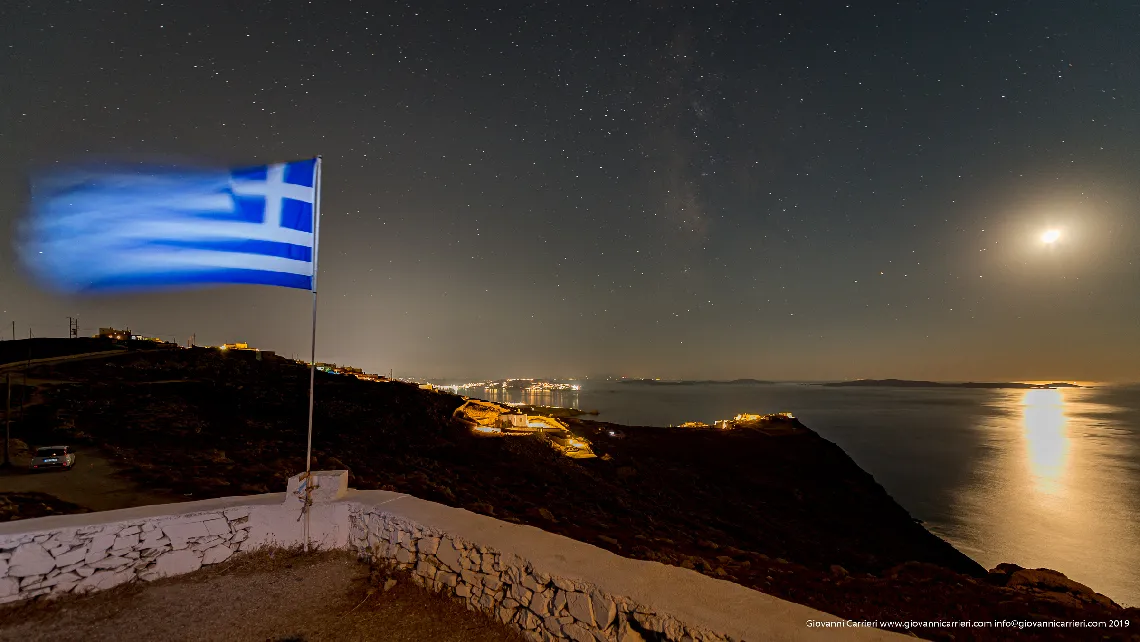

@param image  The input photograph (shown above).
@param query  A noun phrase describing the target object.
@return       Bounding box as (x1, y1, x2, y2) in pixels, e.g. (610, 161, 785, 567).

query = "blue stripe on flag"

(150, 239, 313, 262)
(78, 268, 314, 293)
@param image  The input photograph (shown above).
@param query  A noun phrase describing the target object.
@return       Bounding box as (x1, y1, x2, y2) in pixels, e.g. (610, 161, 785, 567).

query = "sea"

(450, 381, 1140, 607)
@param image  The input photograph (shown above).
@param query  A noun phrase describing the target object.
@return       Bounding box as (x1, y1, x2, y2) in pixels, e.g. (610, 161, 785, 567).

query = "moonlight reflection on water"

(1021, 389, 1070, 497)
(451, 382, 1140, 607)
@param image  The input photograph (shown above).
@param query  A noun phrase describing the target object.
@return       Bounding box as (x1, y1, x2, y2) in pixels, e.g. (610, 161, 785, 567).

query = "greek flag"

(19, 158, 320, 293)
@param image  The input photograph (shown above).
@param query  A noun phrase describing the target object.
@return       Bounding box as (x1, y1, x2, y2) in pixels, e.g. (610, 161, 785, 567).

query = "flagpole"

(306, 156, 322, 477)
(301, 156, 322, 553)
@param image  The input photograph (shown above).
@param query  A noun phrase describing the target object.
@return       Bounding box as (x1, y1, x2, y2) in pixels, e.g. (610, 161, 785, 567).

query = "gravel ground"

(0, 550, 528, 642)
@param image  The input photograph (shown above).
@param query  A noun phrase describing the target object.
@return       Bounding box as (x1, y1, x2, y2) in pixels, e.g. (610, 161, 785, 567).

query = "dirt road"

(0, 350, 130, 373)
(0, 448, 178, 513)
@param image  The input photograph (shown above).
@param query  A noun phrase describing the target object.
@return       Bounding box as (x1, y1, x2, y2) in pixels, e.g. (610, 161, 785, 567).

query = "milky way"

(2, 1, 1137, 381)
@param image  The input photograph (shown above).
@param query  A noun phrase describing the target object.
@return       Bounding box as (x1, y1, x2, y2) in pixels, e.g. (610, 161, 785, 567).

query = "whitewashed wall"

(1, 504, 252, 600)
(0, 473, 900, 641)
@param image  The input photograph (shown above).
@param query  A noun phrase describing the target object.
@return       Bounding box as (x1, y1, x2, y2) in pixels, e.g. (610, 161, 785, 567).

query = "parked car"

(30, 446, 76, 471)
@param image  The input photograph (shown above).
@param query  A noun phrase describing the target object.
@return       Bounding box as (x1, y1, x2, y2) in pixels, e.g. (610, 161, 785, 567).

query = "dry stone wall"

(0, 506, 253, 604)
(0, 480, 898, 642)
(349, 507, 734, 642)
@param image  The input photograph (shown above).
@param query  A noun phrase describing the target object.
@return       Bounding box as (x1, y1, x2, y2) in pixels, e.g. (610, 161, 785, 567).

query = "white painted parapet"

(0, 473, 902, 641)
(344, 490, 900, 641)
(0, 473, 353, 605)
(0, 494, 273, 602)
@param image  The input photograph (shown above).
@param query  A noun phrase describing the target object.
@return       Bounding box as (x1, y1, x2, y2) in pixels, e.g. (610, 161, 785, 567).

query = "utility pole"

(18, 372, 25, 432)
(3, 374, 10, 468)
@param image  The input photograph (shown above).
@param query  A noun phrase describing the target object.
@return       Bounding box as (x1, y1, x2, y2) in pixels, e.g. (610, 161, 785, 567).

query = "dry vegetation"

(0, 491, 90, 522)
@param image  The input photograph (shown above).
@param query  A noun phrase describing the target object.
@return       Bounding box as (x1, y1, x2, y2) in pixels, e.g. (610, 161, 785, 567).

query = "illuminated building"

(97, 327, 132, 341)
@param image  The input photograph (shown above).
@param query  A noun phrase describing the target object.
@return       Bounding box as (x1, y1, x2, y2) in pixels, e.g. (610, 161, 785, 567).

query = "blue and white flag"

(19, 158, 320, 293)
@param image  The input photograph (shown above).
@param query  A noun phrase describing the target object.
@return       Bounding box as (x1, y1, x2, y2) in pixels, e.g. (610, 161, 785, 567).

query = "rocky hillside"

(9, 348, 1138, 640)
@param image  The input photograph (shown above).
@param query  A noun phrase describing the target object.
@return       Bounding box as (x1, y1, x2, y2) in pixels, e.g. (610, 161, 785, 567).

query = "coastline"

(4, 350, 1137, 638)
(551, 380, 1140, 609)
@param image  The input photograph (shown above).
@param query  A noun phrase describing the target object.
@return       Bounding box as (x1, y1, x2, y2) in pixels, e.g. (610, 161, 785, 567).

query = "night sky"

(2, 1, 1138, 382)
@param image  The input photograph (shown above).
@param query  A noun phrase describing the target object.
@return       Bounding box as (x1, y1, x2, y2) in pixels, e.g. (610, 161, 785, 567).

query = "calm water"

(462, 382, 1140, 607)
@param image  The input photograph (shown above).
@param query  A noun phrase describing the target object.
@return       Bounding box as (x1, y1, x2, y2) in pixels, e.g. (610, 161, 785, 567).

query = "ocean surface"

(454, 382, 1140, 607)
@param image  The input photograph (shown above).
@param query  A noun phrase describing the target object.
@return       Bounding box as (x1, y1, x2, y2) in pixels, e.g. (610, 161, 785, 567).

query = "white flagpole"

(302, 156, 322, 553)
(306, 156, 322, 476)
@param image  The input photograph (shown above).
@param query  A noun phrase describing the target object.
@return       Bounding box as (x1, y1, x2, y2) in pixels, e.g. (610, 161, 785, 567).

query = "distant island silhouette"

(821, 379, 1082, 389)
(616, 378, 1084, 389)
(619, 378, 776, 386)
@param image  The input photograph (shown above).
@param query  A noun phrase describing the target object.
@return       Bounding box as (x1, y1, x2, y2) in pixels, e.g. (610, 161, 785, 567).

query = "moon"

(1041, 229, 1061, 244)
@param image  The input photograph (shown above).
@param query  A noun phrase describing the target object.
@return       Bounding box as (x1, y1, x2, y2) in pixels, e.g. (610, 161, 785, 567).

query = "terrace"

(0, 472, 900, 641)
(0, 549, 526, 642)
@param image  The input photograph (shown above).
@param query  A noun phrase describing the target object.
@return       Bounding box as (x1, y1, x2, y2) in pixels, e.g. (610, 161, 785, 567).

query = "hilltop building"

(497, 413, 531, 429)
(97, 327, 132, 341)
(710, 412, 801, 431)
(294, 361, 386, 380)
